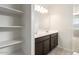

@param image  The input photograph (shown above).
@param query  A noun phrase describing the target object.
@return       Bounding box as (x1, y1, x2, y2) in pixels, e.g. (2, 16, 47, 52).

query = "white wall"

(49, 5, 73, 51)
(22, 4, 31, 55)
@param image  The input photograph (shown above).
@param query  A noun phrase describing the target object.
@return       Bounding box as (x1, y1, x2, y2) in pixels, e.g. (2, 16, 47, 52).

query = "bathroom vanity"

(35, 31, 58, 55)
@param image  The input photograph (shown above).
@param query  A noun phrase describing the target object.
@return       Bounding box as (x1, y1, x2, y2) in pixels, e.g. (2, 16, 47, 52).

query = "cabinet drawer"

(35, 35, 50, 43)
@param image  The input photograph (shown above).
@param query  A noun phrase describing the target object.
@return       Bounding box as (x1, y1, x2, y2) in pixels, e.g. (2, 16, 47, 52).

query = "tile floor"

(48, 47, 73, 55)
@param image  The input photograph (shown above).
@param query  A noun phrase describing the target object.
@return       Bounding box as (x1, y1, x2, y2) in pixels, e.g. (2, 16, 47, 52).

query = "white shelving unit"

(0, 4, 32, 55)
(0, 6, 24, 15)
(0, 4, 24, 54)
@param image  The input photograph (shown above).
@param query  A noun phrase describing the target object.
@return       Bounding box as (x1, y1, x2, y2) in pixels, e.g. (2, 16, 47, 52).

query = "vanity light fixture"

(34, 5, 48, 14)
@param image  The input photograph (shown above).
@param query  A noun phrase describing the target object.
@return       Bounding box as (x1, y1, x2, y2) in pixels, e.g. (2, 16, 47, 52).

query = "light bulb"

(34, 5, 48, 14)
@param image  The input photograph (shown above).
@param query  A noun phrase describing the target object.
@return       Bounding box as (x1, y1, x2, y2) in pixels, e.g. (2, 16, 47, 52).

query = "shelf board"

(0, 6, 24, 15)
(0, 26, 22, 28)
(73, 12, 79, 16)
(0, 40, 22, 48)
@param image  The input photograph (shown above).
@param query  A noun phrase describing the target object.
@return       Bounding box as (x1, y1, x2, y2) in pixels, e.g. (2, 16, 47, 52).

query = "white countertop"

(34, 30, 58, 38)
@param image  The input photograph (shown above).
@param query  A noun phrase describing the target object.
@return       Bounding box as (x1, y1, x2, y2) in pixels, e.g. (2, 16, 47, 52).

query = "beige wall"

(49, 5, 73, 51)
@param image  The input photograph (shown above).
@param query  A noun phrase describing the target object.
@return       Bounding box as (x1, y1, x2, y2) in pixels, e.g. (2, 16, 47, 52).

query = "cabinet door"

(54, 36, 58, 47)
(35, 42, 43, 55)
(50, 33, 58, 50)
(43, 39, 50, 54)
(50, 37, 55, 50)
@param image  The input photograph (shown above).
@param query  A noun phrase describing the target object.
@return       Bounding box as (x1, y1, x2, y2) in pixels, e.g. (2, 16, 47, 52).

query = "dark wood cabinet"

(35, 33, 58, 55)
